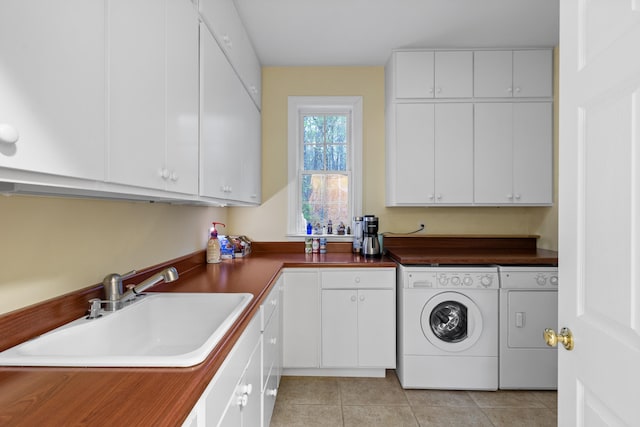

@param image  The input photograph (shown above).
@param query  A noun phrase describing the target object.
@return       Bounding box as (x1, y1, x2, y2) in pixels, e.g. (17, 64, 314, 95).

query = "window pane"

(326, 145, 347, 171)
(326, 115, 347, 143)
(303, 145, 324, 170)
(303, 116, 324, 143)
(301, 173, 349, 229)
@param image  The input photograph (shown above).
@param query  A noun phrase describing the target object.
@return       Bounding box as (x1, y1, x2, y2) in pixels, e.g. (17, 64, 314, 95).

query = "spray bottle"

(206, 222, 226, 264)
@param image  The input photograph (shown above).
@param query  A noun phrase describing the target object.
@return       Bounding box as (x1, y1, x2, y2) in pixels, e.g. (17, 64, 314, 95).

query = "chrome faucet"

(91, 267, 179, 315)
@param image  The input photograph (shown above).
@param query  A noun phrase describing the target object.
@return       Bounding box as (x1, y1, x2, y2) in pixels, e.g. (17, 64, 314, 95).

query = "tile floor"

(270, 371, 557, 427)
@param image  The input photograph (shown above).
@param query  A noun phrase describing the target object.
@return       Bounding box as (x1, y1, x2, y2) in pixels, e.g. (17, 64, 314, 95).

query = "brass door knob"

(544, 327, 574, 350)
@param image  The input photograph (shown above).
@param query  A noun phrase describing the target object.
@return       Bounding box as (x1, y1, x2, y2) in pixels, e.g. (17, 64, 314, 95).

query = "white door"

(558, 1, 640, 425)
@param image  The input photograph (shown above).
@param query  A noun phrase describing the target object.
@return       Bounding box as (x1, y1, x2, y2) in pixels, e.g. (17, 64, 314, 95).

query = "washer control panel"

(401, 266, 499, 289)
(498, 266, 558, 289)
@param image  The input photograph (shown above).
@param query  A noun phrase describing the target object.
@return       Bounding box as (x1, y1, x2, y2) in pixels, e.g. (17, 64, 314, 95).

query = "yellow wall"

(0, 195, 226, 315)
(229, 60, 559, 249)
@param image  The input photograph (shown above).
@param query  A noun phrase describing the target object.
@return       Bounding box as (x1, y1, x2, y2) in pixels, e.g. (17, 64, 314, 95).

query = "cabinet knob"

(170, 171, 179, 182)
(359, 295, 365, 302)
(270, 337, 277, 345)
(436, 87, 442, 94)
(237, 394, 248, 408)
(0, 124, 19, 144)
(507, 87, 513, 93)
(350, 295, 356, 302)
(436, 194, 442, 201)
(237, 383, 252, 396)
(354, 276, 361, 283)
(507, 194, 513, 200)
(428, 87, 434, 94)
(222, 34, 232, 48)
(515, 87, 521, 93)
(266, 388, 278, 397)
(160, 168, 170, 179)
(428, 194, 434, 201)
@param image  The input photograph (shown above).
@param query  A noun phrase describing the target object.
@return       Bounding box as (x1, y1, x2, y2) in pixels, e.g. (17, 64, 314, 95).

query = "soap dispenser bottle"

(206, 222, 226, 264)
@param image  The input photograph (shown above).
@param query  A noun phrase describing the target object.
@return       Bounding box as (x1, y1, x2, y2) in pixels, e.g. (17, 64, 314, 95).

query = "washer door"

(420, 292, 483, 352)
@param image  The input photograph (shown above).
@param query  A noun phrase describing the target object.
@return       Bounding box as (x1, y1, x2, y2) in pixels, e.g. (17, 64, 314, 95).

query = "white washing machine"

(498, 266, 558, 389)
(397, 265, 499, 390)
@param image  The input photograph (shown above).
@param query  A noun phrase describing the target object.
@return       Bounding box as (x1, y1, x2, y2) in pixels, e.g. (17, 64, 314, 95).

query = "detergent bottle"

(206, 222, 226, 264)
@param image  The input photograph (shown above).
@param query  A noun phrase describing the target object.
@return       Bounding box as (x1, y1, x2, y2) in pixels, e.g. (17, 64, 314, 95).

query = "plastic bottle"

(206, 222, 226, 264)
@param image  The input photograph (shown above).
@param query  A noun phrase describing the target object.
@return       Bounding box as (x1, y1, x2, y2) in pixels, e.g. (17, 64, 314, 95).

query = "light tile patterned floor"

(270, 370, 557, 427)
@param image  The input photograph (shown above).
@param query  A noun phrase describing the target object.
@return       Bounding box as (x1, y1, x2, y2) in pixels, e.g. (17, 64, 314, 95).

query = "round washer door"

(420, 291, 483, 352)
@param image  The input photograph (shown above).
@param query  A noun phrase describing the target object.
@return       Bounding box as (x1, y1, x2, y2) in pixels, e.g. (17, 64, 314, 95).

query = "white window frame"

(287, 96, 363, 239)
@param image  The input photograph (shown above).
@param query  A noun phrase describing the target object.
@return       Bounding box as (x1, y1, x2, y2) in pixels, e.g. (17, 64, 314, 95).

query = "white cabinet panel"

(199, 0, 261, 107)
(394, 51, 435, 99)
(321, 290, 358, 367)
(388, 103, 473, 205)
(393, 103, 434, 204)
(282, 270, 320, 368)
(108, 0, 198, 195)
(513, 50, 553, 98)
(0, 0, 105, 180)
(434, 51, 473, 98)
(474, 49, 553, 98)
(474, 102, 552, 205)
(200, 25, 261, 204)
(393, 51, 472, 99)
(434, 103, 473, 203)
(358, 289, 395, 367)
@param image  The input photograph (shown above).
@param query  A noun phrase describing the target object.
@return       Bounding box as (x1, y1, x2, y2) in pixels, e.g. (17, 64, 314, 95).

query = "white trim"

(287, 96, 363, 237)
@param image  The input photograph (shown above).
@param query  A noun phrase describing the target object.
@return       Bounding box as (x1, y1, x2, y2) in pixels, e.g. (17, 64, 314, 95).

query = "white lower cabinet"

(282, 268, 396, 376)
(321, 269, 396, 369)
(184, 279, 282, 427)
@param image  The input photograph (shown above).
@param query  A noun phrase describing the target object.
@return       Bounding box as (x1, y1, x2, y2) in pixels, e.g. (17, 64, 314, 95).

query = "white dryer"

(397, 265, 499, 390)
(498, 266, 558, 389)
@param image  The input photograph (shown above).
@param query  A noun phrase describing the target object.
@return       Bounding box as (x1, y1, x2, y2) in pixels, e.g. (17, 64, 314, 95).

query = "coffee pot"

(361, 215, 381, 257)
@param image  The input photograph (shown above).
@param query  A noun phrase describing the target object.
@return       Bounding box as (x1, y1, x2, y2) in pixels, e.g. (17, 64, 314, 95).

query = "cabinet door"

(513, 103, 553, 204)
(434, 51, 473, 98)
(474, 50, 513, 98)
(199, 0, 261, 107)
(321, 290, 358, 367)
(434, 103, 473, 203)
(393, 103, 435, 203)
(282, 270, 320, 368)
(474, 103, 513, 204)
(108, 0, 165, 190)
(165, 0, 199, 195)
(0, 0, 105, 180)
(358, 289, 395, 367)
(394, 51, 435, 99)
(513, 50, 553, 98)
(200, 25, 244, 200)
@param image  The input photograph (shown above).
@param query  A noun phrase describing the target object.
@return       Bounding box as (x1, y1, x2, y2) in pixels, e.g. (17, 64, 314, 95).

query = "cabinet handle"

(270, 298, 278, 306)
(0, 124, 19, 144)
(266, 388, 278, 397)
(237, 383, 252, 396)
(270, 337, 277, 345)
(236, 394, 248, 408)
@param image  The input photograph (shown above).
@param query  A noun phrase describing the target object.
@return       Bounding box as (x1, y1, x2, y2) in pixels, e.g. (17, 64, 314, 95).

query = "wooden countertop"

(0, 236, 557, 425)
(0, 250, 395, 427)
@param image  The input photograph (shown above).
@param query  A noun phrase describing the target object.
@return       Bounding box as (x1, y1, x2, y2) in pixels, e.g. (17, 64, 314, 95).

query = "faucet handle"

(87, 298, 103, 319)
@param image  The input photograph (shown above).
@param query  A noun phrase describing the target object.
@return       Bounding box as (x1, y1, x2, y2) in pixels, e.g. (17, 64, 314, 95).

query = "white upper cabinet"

(388, 103, 473, 205)
(199, 0, 262, 108)
(107, 0, 199, 195)
(200, 25, 261, 204)
(393, 51, 473, 99)
(474, 49, 553, 98)
(474, 102, 553, 205)
(0, 0, 105, 180)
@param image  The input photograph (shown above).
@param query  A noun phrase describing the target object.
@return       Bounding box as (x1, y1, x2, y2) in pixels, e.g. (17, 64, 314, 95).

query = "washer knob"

(463, 277, 473, 286)
(438, 276, 448, 286)
(451, 276, 461, 286)
(480, 275, 493, 287)
(550, 276, 558, 286)
(536, 275, 547, 286)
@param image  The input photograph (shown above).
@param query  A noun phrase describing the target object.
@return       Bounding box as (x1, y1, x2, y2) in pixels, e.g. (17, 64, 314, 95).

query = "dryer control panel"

(400, 266, 499, 289)
(498, 266, 558, 289)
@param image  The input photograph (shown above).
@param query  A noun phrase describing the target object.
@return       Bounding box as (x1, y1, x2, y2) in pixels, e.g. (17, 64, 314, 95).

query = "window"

(288, 97, 362, 237)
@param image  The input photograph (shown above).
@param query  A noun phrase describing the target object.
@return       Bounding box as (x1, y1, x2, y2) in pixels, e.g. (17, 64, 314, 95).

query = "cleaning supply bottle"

(206, 222, 226, 264)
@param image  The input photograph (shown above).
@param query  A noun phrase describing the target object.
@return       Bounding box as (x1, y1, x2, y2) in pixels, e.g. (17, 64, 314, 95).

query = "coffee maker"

(361, 215, 381, 257)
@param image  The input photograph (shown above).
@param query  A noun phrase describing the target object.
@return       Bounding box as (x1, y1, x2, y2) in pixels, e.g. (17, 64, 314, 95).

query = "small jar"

(319, 238, 327, 254)
(304, 237, 312, 254)
(312, 237, 320, 254)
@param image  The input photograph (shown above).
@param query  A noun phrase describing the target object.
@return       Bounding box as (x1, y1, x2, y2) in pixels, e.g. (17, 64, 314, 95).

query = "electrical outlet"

(418, 221, 426, 232)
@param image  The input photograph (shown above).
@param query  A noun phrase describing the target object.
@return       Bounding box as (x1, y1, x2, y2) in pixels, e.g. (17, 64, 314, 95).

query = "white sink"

(0, 292, 253, 367)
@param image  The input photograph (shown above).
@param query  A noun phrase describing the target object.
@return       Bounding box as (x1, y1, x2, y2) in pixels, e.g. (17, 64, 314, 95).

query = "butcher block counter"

(0, 237, 556, 426)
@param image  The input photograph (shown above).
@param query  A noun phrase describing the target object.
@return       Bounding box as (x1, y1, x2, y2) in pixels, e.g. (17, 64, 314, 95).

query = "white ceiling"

(233, 0, 559, 66)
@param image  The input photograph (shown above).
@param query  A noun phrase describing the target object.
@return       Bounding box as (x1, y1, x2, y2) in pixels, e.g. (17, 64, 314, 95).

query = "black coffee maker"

(361, 215, 381, 257)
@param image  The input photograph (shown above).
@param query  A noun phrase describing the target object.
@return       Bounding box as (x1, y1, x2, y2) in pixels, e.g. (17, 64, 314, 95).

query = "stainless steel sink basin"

(0, 292, 253, 367)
